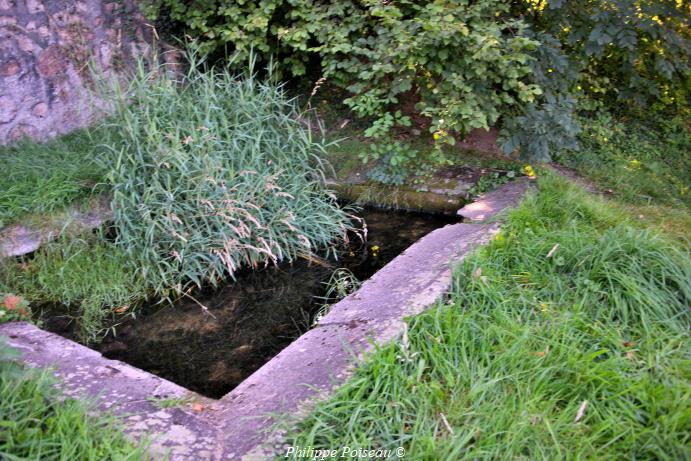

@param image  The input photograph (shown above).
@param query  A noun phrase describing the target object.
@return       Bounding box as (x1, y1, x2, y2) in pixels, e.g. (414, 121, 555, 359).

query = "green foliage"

(0, 340, 147, 460)
(97, 52, 352, 295)
(313, 268, 361, 324)
(0, 237, 148, 343)
(499, 32, 580, 162)
(554, 113, 691, 207)
(142, 0, 574, 163)
(313, 1, 540, 150)
(284, 175, 691, 459)
(0, 130, 107, 227)
(499, 30, 581, 161)
(467, 169, 520, 199)
(364, 141, 419, 186)
(500, 93, 580, 162)
(517, 0, 690, 109)
(145, 0, 690, 165)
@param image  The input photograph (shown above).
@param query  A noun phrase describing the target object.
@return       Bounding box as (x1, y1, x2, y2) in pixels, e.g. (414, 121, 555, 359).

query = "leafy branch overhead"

(143, 0, 689, 165)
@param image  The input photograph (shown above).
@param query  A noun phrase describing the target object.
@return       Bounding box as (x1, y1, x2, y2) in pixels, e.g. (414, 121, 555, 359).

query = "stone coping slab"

(0, 196, 112, 257)
(0, 322, 223, 460)
(213, 222, 499, 459)
(457, 177, 533, 222)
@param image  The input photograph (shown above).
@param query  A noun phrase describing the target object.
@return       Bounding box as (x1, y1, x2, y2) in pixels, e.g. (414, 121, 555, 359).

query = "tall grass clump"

(284, 174, 690, 459)
(98, 52, 352, 293)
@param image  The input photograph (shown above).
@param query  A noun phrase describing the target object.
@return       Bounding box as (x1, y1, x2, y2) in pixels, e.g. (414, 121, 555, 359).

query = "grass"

(554, 112, 690, 208)
(0, 236, 148, 343)
(283, 174, 690, 459)
(0, 340, 148, 460)
(1, 48, 357, 341)
(553, 111, 691, 243)
(97, 51, 353, 294)
(0, 130, 107, 228)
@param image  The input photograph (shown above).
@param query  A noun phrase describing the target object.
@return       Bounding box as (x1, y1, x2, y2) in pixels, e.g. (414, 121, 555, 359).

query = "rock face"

(0, 0, 153, 144)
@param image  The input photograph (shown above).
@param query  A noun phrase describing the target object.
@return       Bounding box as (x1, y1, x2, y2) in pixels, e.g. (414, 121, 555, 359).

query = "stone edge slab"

(457, 177, 533, 222)
(212, 222, 500, 459)
(0, 195, 113, 257)
(0, 322, 224, 460)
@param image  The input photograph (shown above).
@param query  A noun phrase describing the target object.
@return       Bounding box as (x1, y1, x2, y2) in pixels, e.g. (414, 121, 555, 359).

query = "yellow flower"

(540, 302, 549, 312)
(371, 245, 380, 252)
(523, 165, 536, 178)
(433, 129, 448, 141)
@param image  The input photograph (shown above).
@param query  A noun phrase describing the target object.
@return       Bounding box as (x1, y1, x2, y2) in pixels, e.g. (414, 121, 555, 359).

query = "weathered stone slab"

(0, 196, 112, 257)
(457, 178, 533, 222)
(0, 322, 223, 460)
(213, 222, 500, 459)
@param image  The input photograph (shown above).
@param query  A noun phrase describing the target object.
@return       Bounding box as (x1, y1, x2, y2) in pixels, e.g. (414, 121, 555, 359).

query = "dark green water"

(46, 209, 457, 398)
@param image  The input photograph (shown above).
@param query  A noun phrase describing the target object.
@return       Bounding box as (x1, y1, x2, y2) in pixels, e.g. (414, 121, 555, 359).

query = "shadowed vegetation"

(0, 236, 147, 343)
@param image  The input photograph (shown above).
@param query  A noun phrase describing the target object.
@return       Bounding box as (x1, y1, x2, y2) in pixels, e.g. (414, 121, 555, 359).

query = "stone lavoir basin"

(40, 208, 458, 399)
(1, 179, 530, 459)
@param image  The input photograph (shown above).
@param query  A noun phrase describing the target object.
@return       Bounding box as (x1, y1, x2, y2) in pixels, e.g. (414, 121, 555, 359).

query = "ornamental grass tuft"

(98, 51, 352, 294)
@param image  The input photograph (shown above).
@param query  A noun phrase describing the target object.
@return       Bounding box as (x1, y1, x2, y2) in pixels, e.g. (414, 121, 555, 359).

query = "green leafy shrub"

(498, 29, 581, 161)
(143, 0, 689, 168)
(517, 0, 690, 109)
(142, 0, 575, 164)
(98, 52, 352, 294)
(312, 1, 540, 151)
